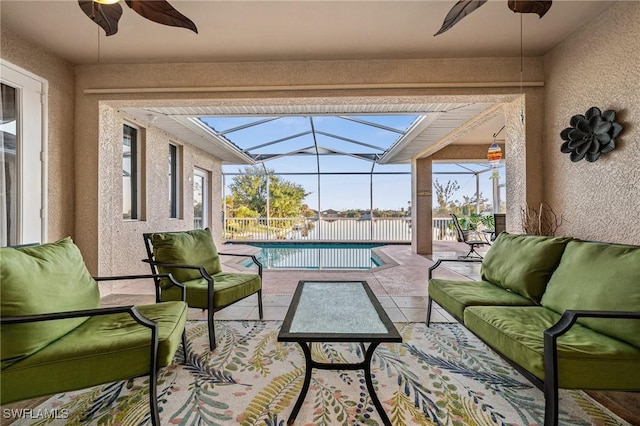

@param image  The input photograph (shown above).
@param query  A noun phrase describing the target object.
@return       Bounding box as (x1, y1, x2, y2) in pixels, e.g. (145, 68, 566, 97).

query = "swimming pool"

(237, 242, 385, 270)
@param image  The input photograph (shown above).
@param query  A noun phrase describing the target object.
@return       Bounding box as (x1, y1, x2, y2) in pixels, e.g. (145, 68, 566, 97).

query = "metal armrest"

(1, 304, 164, 425)
(94, 272, 186, 302)
(0, 305, 156, 331)
(142, 259, 211, 279)
(542, 309, 640, 426)
(142, 259, 213, 309)
(428, 257, 483, 280)
(545, 310, 640, 339)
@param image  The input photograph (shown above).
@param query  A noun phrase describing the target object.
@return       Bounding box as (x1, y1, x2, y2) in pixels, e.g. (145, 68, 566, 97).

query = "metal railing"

(223, 217, 457, 242)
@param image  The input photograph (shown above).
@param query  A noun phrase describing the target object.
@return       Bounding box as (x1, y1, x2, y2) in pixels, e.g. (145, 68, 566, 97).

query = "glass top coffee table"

(278, 280, 402, 426)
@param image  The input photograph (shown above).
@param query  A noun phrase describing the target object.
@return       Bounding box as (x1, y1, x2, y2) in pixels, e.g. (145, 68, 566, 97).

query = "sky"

(200, 115, 504, 212)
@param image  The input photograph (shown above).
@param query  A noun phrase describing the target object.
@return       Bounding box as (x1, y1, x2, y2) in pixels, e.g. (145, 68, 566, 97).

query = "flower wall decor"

(560, 107, 623, 162)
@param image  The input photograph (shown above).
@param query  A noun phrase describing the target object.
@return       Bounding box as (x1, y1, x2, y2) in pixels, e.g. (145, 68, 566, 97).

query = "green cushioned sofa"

(427, 232, 640, 426)
(1, 238, 188, 425)
(143, 228, 263, 351)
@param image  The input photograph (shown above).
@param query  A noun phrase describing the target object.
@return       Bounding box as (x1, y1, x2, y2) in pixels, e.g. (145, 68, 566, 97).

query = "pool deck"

(106, 241, 484, 323)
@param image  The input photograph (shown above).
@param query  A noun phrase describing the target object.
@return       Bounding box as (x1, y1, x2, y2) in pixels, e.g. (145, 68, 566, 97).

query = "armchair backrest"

(143, 228, 222, 288)
(450, 213, 466, 242)
(1, 237, 100, 368)
(493, 213, 506, 238)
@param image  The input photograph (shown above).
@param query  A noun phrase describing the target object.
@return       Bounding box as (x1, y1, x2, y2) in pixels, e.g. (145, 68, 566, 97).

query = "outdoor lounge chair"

(450, 213, 490, 259)
(1, 238, 188, 426)
(143, 228, 263, 351)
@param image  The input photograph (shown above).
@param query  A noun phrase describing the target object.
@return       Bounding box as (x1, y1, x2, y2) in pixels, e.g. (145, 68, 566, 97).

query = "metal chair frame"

(143, 231, 263, 351)
(450, 213, 490, 259)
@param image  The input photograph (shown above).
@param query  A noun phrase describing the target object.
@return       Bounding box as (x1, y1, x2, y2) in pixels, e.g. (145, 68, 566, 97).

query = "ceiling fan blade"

(434, 0, 488, 36)
(78, 0, 123, 36)
(125, 0, 198, 33)
(508, 0, 553, 18)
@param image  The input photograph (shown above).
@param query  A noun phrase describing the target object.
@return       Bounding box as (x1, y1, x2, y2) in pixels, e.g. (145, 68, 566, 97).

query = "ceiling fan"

(435, 0, 552, 35)
(79, 0, 197, 36)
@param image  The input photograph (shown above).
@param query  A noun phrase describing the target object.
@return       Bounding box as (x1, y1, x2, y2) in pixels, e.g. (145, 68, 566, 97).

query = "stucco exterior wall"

(74, 58, 543, 271)
(1, 27, 75, 242)
(94, 105, 221, 293)
(543, 1, 640, 244)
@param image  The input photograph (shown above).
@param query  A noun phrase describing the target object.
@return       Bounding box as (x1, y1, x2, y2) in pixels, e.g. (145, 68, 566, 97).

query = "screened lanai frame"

(198, 114, 504, 242)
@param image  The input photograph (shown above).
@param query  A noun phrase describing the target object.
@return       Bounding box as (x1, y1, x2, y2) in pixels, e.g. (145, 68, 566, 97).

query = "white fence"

(223, 217, 456, 242)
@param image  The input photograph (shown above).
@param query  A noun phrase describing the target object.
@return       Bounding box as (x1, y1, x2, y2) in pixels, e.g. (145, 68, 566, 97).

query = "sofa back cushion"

(150, 228, 222, 288)
(540, 240, 640, 348)
(480, 233, 571, 303)
(1, 237, 100, 368)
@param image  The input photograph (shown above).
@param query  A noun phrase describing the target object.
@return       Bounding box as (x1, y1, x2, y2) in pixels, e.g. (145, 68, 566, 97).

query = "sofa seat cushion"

(464, 306, 640, 390)
(540, 240, 640, 348)
(151, 229, 223, 288)
(1, 238, 100, 369)
(429, 279, 535, 321)
(480, 233, 571, 303)
(161, 272, 261, 309)
(1, 301, 187, 404)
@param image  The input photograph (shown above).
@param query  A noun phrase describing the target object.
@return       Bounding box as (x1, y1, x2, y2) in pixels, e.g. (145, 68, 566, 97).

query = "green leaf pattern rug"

(7, 321, 630, 425)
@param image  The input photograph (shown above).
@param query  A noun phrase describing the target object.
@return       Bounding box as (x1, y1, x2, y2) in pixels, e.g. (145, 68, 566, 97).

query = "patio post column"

(412, 157, 432, 255)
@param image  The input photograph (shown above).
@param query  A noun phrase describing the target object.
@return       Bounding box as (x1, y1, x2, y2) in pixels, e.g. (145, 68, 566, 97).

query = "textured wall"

(94, 106, 222, 293)
(543, 1, 640, 244)
(1, 27, 75, 242)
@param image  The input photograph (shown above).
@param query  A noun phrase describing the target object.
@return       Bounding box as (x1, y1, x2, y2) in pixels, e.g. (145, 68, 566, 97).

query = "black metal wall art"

(434, 0, 552, 36)
(560, 107, 623, 162)
(79, 0, 197, 36)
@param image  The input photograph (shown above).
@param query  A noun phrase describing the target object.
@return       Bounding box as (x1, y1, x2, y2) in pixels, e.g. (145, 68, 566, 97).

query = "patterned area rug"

(7, 320, 629, 426)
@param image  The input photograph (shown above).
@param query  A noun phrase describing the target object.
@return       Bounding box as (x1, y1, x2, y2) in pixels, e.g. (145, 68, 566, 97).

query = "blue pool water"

(237, 242, 384, 270)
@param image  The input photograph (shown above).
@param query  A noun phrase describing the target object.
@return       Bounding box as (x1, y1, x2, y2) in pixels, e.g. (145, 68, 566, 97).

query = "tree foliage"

(434, 179, 460, 215)
(433, 178, 491, 218)
(227, 166, 311, 218)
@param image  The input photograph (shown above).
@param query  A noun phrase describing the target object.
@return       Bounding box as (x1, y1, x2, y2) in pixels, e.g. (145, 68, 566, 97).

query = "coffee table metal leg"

(287, 342, 313, 425)
(363, 342, 392, 426)
(287, 341, 391, 426)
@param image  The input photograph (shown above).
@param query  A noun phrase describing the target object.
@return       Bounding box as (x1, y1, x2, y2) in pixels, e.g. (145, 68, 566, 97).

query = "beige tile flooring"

(101, 241, 485, 324)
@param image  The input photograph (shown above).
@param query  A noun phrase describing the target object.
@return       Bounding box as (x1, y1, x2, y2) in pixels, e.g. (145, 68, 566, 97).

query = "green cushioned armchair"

(143, 228, 263, 351)
(1, 238, 188, 426)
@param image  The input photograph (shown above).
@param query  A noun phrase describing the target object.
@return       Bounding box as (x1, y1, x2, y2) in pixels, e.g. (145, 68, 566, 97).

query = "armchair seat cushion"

(162, 272, 261, 309)
(429, 278, 535, 321)
(1, 301, 187, 404)
(464, 306, 640, 390)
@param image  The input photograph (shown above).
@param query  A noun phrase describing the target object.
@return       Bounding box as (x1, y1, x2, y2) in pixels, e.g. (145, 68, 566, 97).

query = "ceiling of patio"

(2, 1, 613, 166)
(121, 100, 503, 166)
(1, 1, 612, 64)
